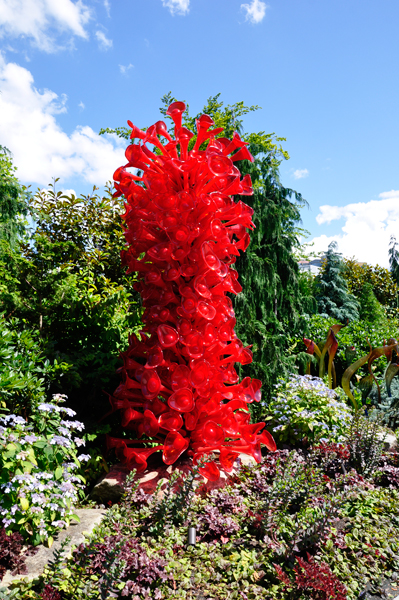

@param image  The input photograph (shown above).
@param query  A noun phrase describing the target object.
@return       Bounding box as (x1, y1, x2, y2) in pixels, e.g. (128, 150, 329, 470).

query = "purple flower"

(49, 435, 71, 448)
(38, 404, 58, 413)
(78, 454, 91, 462)
(61, 420, 84, 431)
(74, 437, 85, 447)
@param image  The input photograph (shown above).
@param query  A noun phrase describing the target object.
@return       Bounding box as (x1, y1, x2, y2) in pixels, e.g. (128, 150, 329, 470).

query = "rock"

(1, 508, 105, 587)
(377, 431, 398, 452)
(89, 464, 130, 503)
(90, 453, 257, 504)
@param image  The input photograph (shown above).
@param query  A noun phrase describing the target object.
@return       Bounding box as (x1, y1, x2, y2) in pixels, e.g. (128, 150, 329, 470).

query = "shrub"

(274, 554, 348, 600)
(345, 408, 385, 477)
(0, 396, 88, 546)
(357, 282, 385, 323)
(343, 257, 398, 308)
(3, 448, 399, 600)
(0, 316, 69, 417)
(263, 374, 353, 446)
(0, 528, 26, 582)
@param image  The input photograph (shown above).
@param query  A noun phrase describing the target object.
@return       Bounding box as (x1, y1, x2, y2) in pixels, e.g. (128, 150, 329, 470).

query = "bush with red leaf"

(40, 585, 62, 600)
(275, 554, 347, 599)
(0, 527, 26, 581)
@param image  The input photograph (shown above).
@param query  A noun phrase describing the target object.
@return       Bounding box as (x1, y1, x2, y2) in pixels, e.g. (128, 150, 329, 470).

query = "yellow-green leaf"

(20, 497, 29, 511)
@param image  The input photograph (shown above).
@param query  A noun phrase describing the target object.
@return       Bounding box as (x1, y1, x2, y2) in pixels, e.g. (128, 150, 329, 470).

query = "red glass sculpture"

(107, 101, 276, 480)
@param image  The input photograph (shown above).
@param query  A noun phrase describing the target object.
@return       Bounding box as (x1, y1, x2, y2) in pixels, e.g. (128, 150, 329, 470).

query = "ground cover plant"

(2, 415, 399, 599)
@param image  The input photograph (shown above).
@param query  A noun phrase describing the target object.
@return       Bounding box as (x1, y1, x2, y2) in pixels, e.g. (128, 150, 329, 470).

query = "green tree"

(357, 282, 385, 323)
(389, 235, 399, 286)
(315, 241, 359, 322)
(0, 146, 28, 249)
(343, 257, 398, 307)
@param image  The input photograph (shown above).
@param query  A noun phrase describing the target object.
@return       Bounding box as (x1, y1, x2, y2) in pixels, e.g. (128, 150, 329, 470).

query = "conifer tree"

(389, 235, 399, 286)
(0, 146, 27, 249)
(233, 151, 315, 408)
(315, 241, 359, 322)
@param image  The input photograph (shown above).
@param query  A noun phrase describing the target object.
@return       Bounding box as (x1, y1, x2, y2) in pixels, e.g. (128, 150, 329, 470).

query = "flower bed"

(2, 428, 399, 599)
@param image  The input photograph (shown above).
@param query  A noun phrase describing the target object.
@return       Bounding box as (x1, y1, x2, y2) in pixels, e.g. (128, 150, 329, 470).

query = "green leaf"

(55, 466, 63, 480)
(70, 513, 80, 523)
(20, 497, 29, 511)
(33, 441, 47, 449)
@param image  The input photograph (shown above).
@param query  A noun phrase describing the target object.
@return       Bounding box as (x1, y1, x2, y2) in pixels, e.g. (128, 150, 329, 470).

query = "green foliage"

(346, 407, 385, 477)
(0, 397, 85, 546)
(357, 282, 385, 323)
(0, 146, 27, 249)
(263, 374, 353, 446)
(0, 316, 69, 417)
(320, 487, 399, 597)
(315, 241, 359, 322)
(0, 181, 142, 418)
(296, 313, 399, 382)
(343, 257, 398, 308)
(233, 157, 316, 411)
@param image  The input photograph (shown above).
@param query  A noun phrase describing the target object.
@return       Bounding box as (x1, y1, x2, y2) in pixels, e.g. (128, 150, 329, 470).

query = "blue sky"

(0, 0, 398, 267)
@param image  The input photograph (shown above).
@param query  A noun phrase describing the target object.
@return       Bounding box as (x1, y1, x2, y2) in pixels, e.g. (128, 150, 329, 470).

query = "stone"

(89, 464, 130, 504)
(377, 431, 398, 452)
(1, 508, 105, 587)
(90, 453, 257, 504)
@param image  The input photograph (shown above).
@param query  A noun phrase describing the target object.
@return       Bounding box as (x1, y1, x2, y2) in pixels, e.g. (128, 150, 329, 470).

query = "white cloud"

(308, 191, 399, 268)
(241, 0, 268, 24)
(161, 0, 190, 16)
(0, 54, 125, 187)
(119, 63, 134, 75)
(95, 29, 112, 50)
(78, 100, 85, 110)
(0, 0, 91, 52)
(103, 0, 110, 17)
(293, 168, 309, 180)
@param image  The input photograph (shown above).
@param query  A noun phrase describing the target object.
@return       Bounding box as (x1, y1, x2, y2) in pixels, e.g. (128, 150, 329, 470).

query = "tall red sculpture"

(107, 101, 276, 481)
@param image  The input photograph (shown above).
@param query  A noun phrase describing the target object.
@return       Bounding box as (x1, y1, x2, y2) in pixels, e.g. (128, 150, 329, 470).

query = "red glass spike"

(199, 460, 220, 481)
(157, 324, 179, 347)
(140, 369, 161, 399)
(158, 410, 183, 431)
(127, 120, 146, 140)
(258, 430, 277, 452)
(202, 420, 225, 446)
(189, 358, 209, 387)
(171, 364, 191, 390)
(162, 431, 189, 464)
(219, 447, 239, 472)
(168, 388, 194, 413)
(155, 120, 173, 142)
(166, 101, 186, 133)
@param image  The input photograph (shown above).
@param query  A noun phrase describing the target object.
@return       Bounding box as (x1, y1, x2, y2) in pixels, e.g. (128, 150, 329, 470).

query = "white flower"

(78, 454, 91, 462)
